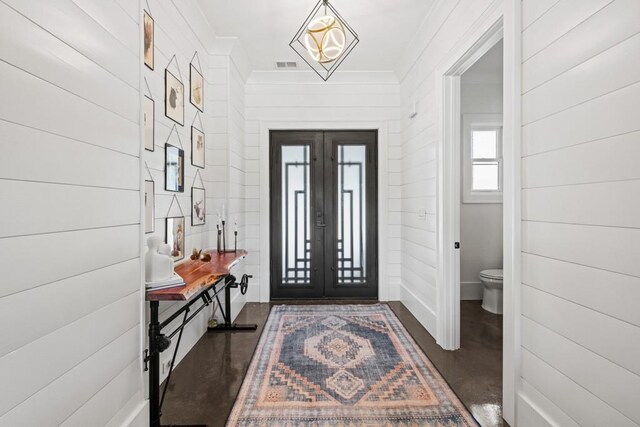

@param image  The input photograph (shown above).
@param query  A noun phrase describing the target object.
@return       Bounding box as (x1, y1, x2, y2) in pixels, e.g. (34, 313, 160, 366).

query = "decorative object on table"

(143, 10, 154, 70)
(143, 94, 154, 152)
(191, 121, 205, 168)
(189, 52, 204, 112)
(145, 236, 183, 290)
(289, 0, 359, 81)
(200, 252, 211, 262)
(164, 55, 184, 125)
(164, 126, 185, 192)
(227, 304, 476, 426)
(190, 248, 202, 261)
(221, 204, 227, 252)
(166, 216, 185, 261)
(234, 217, 238, 253)
(144, 179, 155, 234)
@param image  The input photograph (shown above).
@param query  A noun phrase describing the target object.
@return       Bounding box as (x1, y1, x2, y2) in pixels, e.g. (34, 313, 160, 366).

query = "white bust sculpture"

(145, 236, 174, 282)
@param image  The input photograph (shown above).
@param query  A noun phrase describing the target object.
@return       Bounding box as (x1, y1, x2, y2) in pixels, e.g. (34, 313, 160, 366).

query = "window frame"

(462, 114, 503, 203)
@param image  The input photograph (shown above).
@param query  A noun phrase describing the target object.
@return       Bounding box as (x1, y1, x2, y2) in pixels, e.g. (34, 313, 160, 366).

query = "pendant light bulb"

(304, 15, 346, 64)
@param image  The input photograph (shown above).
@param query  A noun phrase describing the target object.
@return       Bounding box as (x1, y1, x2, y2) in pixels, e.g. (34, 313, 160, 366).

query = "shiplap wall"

(0, 0, 146, 425)
(397, 0, 502, 335)
(215, 40, 251, 313)
(244, 71, 402, 302)
(517, 0, 640, 425)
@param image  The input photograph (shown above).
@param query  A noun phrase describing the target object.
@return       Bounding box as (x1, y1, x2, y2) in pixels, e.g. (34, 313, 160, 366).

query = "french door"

(270, 131, 378, 299)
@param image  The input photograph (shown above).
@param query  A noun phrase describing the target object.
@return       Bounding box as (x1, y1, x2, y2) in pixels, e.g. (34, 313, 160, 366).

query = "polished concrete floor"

(161, 300, 504, 427)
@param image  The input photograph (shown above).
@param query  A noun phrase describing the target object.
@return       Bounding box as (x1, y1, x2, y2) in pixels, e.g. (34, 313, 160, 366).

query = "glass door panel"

(337, 145, 367, 285)
(281, 145, 311, 286)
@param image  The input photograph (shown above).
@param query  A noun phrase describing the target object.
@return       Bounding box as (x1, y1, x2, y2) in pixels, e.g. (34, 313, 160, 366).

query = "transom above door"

(270, 130, 378, 299)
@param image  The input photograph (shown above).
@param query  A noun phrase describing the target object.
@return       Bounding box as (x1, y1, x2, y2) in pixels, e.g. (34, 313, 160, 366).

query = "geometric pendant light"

(290, 0, 359, 81)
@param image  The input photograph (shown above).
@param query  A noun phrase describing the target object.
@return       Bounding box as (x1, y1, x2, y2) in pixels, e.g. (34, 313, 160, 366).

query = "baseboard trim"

(399, 282, 437, 338)
(126, 400, 148, 427)
(518, 380, 578, 427)
(107, 395, 148, 427)
(461, 281, 483, 301)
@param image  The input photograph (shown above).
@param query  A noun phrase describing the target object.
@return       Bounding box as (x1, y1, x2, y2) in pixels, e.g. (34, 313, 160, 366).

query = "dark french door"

(270, 131, 378, 299)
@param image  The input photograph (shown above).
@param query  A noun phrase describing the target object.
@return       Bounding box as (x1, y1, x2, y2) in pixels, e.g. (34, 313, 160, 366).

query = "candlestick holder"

(222, 220, 226, 252)
(217, 227, 222, 254)
(234, 231, 238, 253)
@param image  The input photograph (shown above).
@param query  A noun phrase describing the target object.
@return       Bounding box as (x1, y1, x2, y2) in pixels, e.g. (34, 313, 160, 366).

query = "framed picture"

(165, 69, 184, 126)
(143, 11, 154, 70)
(166, 216, 185, 261)
(190, 63, 204, 112)
(191, 126, 205, 168)
(143, 96, 154, 152)
(191, 187, 206, 226)
(165, 143, 184, 192)
(144, 180, 155, 233)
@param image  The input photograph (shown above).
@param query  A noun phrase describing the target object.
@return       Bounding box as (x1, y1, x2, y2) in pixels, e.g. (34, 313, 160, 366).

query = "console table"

(144, 250, 256, 427)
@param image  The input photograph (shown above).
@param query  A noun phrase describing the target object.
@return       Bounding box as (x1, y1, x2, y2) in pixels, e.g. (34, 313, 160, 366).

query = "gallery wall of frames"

(140, 0, 229, 379)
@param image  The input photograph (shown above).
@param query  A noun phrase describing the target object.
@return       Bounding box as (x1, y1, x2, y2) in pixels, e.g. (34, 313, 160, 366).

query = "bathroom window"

(462, 114, 503, 203)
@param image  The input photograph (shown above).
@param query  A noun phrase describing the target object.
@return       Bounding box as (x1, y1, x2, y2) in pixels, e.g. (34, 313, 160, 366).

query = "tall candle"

(234, 217, 238, 232)
(222, 204, 226, 221)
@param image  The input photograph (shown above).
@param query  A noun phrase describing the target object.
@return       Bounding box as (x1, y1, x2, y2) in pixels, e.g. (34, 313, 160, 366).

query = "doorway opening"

(459, 41, 504, 312)
(440, 19, 507, 426)
(269, 130, 378, 300)
(459, 40, 505, 425)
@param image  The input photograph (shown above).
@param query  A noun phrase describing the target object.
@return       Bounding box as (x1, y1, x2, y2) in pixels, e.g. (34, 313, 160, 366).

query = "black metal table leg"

(208, 275, 258, 332)
(149, 301, 161, 427)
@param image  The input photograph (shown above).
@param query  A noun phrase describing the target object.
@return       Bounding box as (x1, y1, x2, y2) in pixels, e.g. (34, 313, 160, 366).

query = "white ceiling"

(462, 40, 504, 84)
(197, 0, 436, 72)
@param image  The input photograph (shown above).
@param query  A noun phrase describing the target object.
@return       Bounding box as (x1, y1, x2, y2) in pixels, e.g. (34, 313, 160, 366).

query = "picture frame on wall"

(191, 187, 206, 226)
(144, 180, 155, 233)
(190, 63, 204, 112)
(165, 69, 184, 126)
(191, 126, 205, 168)
(165, 143, 184, 192)
(143, 95, 154, 152)
(166, 216, 185, 261)
(143, 11, 154, 70)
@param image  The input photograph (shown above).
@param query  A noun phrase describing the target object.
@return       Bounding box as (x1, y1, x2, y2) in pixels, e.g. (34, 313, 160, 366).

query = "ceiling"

(198, 0, 436, 72)
(462, 40, 504, 84)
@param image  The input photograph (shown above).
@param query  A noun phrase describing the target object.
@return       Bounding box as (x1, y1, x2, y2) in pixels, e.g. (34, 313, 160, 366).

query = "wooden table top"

(146, 250, 248, 302)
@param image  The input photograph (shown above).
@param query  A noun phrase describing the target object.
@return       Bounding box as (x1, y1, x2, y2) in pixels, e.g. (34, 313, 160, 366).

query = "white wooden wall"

(217, 40, 251, 314)
(517, 0, 640, 425)
(244, 71, 402, 302)
(397, 0, 503, 336)
(0, 0, 146, 425)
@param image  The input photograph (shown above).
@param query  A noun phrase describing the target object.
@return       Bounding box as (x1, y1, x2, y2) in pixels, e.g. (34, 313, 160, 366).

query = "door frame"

(259, 121, 390, 302)
(437, 2, 521, 424)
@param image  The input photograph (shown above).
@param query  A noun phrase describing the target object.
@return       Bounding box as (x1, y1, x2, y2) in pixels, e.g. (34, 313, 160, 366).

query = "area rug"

(227, 304, 477, 426)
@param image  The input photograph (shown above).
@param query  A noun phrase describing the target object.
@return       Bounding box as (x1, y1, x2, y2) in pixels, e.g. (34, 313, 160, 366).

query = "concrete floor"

(161, 300, 504, 427)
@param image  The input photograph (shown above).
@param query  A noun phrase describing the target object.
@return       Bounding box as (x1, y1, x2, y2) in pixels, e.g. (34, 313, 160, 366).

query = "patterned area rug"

(228, 304, 477, 426)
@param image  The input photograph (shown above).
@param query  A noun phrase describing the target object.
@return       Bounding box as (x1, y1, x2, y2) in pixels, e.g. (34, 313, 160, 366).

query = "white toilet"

(479, 269, 503, 314)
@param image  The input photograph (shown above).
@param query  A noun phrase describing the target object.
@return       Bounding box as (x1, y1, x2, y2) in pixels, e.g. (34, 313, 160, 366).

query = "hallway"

(2, 0, 638, 425)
